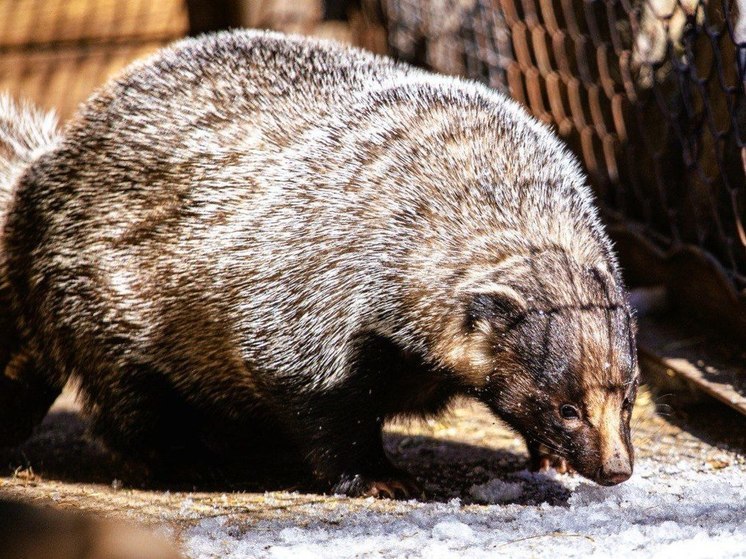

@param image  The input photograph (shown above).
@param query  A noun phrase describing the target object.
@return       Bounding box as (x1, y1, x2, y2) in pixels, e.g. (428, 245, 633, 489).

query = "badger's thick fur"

(0, 30, 638, 497)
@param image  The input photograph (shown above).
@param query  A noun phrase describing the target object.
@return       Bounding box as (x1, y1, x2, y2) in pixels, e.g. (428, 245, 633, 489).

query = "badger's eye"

(560, 404, 580, 420)
(622, 397, 633, 412)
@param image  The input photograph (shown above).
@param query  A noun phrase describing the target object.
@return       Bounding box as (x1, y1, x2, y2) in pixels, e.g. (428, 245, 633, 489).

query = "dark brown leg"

(0, 350, 60, 448)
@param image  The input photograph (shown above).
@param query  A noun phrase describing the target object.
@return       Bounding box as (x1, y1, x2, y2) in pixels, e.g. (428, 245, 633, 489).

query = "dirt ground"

(1, 381, 745, 545)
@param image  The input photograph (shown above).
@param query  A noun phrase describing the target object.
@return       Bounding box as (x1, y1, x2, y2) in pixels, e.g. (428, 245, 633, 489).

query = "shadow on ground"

(1, 404, 565, 504)
(4, 381, 743, 510)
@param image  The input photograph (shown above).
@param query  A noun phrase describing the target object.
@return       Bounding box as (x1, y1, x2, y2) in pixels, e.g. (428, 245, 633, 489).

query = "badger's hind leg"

(80, 361, 284, 484)
(0, 349, 61, 448)
(81, 363, 210, 474)
(0, 269, 61, 448)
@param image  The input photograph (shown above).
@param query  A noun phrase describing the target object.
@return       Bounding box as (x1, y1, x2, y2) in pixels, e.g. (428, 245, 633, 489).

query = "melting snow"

(181, 458, 746, 558)
(468, 477, 524, 504)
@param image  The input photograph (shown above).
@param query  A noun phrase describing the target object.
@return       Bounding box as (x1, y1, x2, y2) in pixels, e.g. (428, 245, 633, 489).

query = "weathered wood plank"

(0, 0, 187, 48)
(637, 311, 746, 417)
(0, 44, 166, 118)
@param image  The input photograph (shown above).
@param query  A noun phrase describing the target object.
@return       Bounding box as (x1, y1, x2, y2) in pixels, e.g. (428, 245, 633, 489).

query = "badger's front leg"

(288, 334, 424, 499)
(308, 413, 420, 498)
(525, 439, 575, 475)
(292, 378, 421, 499)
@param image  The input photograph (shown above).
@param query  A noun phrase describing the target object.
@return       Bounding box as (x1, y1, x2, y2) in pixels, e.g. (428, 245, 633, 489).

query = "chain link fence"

(376, 0, 746, 339)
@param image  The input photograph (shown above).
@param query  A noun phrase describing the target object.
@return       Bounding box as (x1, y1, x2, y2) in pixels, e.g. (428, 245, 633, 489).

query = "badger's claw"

(364, 477, 422, 500)
(532, 454, 576, 475)
(332, 471, 423, 499)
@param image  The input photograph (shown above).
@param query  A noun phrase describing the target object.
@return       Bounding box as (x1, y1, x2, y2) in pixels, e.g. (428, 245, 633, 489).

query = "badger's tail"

(0, 94, 60, 224)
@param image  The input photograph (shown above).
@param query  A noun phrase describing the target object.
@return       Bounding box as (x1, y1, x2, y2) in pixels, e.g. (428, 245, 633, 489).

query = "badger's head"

(442, 249, 638, 486)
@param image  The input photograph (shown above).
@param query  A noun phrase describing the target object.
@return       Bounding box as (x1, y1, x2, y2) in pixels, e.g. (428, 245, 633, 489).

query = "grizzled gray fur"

(0, 30, 638, 497)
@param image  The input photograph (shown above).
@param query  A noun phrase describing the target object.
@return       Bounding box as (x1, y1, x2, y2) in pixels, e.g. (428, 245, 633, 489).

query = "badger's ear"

(463, 285, 527, 333)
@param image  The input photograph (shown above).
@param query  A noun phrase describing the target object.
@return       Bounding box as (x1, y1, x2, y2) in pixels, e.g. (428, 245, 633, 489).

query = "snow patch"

(181, 459, 746, 559)
(431, 518, 475, 541)
(469, 478, 524, 503)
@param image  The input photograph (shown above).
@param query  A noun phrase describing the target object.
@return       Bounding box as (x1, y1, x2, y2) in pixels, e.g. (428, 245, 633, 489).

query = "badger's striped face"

(448, 254, 638, 485)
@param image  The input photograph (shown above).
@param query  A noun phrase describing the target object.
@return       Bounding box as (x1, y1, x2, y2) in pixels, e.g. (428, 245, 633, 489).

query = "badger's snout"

(594, 430, 633, 486)
(596, 455, 633, 486)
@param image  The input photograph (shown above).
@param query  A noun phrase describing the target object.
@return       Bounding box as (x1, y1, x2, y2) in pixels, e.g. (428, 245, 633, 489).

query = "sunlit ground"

(1, 385, 745, 557)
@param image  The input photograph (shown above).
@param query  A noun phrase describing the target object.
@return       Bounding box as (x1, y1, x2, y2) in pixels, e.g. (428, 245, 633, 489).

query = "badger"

(0, 30, 638, 498)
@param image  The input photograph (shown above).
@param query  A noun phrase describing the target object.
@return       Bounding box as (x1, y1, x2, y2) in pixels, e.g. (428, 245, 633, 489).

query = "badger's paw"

(331, 471, 423, 500)
(530, 453, 576, 475)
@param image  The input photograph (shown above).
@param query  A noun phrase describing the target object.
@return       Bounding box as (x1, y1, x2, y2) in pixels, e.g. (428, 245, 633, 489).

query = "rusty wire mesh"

(378, 0, 746, 335)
